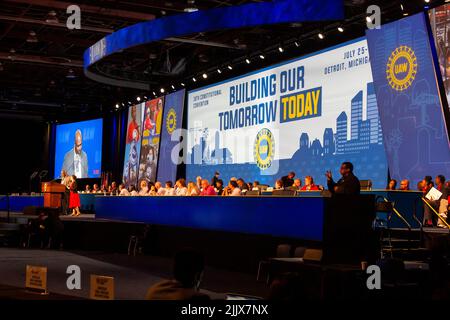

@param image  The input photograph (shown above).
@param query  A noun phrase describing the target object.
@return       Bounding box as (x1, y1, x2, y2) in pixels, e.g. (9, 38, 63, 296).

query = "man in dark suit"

(62, 129, 88, 178)
(281, 172, 296, 188)
(326, 162, 360, 195)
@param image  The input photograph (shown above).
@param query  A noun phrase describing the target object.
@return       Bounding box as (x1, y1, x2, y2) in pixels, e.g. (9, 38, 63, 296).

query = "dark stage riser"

(92, 194, 377, 267)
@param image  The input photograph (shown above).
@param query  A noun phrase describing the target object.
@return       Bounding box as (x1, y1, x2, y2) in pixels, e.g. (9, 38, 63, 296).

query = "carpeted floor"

(0, 248, 268, 299)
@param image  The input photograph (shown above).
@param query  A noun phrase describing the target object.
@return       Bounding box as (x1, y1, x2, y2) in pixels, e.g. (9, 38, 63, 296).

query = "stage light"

(259, 54, 265, 60)
(45, 10, 59, 24)
(338, 27, 344, 33)
(217, 68, 222, 74)
(193, 77, 197, 82)
(227, 65, 233, 70)
(26, 30, 38, 43)
(136, 96, 141, 102)
(245, 58, 251, 64)
(400, 4, 404, 10)
(160, 88, 165, 93)
(318, 33, 324, 39)
(294, 41, 300, 47)
(181, 82, 185, 87)
(144, 96, 148, 100)
(152, 91, 156, 96)
(202, 73, 208, 79)
(424, 0, 430, 3)
(366, 16, 372, 23)
(121, 103, 125, 107)
(278, 46, 284, 53)
(171, 85, 175, 90)
(115, 104, 119, 109)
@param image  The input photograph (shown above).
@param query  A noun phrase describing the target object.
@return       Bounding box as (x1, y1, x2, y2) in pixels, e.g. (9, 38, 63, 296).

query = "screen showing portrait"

(54, 118, 103, 179)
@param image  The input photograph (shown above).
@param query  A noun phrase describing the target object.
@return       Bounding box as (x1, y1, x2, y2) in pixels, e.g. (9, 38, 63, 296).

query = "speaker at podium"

(41, 182, 66, 209)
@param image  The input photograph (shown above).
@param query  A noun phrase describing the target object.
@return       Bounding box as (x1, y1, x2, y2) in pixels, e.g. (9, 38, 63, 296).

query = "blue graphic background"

(157, 90, 186, 183)
(54, 119, 103, 178)
(187, 81, 388, 188)
(366, 13, 450, 186)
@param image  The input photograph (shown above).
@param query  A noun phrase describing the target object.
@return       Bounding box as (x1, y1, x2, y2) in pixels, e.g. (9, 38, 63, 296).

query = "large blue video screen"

(54, 119, 103, 179)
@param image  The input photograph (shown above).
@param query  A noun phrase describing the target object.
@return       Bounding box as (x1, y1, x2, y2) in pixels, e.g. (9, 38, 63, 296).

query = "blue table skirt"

(95, 196, 325, 241)
(0, 194, 97, 213)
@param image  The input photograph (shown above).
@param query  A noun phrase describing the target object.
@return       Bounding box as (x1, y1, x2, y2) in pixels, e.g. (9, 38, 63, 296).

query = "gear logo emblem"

(166, 108, 177, 134)
(254, 128, 275, 170)
(386, 46, 417, 91)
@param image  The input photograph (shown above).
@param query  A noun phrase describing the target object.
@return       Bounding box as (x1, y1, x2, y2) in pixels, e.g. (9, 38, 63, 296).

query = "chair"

(128, 224, 150, 256)
(272, 189, 296, 197)
(245, 190, 260, 196)
(257, 244, 291, 282)
(360, 180, 373, 191)
(293, 246, 306, 258)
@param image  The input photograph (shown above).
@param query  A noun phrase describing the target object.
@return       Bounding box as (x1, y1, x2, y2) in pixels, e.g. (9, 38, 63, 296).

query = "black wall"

(0, 118, 50, 194)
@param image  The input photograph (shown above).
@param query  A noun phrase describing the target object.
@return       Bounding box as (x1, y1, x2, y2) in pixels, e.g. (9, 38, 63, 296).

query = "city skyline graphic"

(187, 82, 388, 188)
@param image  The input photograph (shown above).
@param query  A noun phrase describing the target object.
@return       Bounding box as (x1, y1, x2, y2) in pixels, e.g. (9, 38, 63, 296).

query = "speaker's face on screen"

(75, 131, 82, 154)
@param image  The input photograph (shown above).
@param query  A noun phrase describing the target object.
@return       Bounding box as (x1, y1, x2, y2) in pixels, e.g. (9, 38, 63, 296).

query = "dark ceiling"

(0, 0, 440, 121)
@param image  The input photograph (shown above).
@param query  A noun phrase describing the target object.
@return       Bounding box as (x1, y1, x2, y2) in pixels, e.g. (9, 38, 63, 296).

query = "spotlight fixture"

(121, 103, 125, 107)
(217, 68, 222, 74)
(318, 33, 324, 39)
(45, 10, 59, 24)
(338, 27, 344, 33)
(424, 0, 430, 3)
(245, 58, 251, 64)
(137, 96, 141, 102)
(144, 96, 148, 100)
(259, 54, 265, 60)
(400, 4, 404, 10)
(66, 69, 76, 79)
(171, 85, 175, 90)
(193, 77, 197, 82)
(227, 65, 233, 70)
(278, 46, 284, 53)
(26, 30, 38, 43)
(115, 104, 120, 109)
(160, 88, 165, 93)
(365, 16, 372, 23)
(202, 73, 208, 79)
(294, 41, 300, 47)
(181, 83, 185, 87)
(152, 91, 156, 96)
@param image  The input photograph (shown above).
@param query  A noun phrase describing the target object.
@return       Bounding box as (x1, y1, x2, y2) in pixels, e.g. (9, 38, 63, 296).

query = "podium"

(41, 182, 66, 208)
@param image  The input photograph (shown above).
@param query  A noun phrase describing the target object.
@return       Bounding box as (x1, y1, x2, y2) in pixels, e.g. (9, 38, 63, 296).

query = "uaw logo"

(166, 108, 177, 134)
(254, 128, 275, 170)
(386, 46, 417, 91)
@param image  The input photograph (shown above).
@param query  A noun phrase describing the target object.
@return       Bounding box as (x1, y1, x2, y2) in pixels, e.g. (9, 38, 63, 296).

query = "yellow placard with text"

(90, 275, 114, 300)
(25, 265, 47, 293)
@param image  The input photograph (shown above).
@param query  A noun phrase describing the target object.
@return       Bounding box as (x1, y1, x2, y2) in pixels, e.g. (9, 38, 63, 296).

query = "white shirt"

(165, 188, 175, 196)
(230, 188, 241, 196)
(139, 187, 149, 196)
(130, 190, 138, 196)
(176, 187, 188, 196)
(74, 149, 82, 178)
(119, 189, 130, 196)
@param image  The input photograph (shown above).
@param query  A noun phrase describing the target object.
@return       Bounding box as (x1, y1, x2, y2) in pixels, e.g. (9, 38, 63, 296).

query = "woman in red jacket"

(301, 176, 320, 191)
(69, 175, 81, 217)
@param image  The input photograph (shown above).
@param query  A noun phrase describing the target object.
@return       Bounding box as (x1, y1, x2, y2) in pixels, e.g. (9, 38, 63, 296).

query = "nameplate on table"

(25, 265, 48, 294)
(90, 275, 114, 300)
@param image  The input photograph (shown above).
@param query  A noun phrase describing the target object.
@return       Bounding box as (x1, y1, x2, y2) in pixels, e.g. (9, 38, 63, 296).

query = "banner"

(157, 90, 186, 183)
(138, 97, 164, 184)
(366, 13, 450, 186)
(122, 103, 144, 188)
(187, 38, 388, 188)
